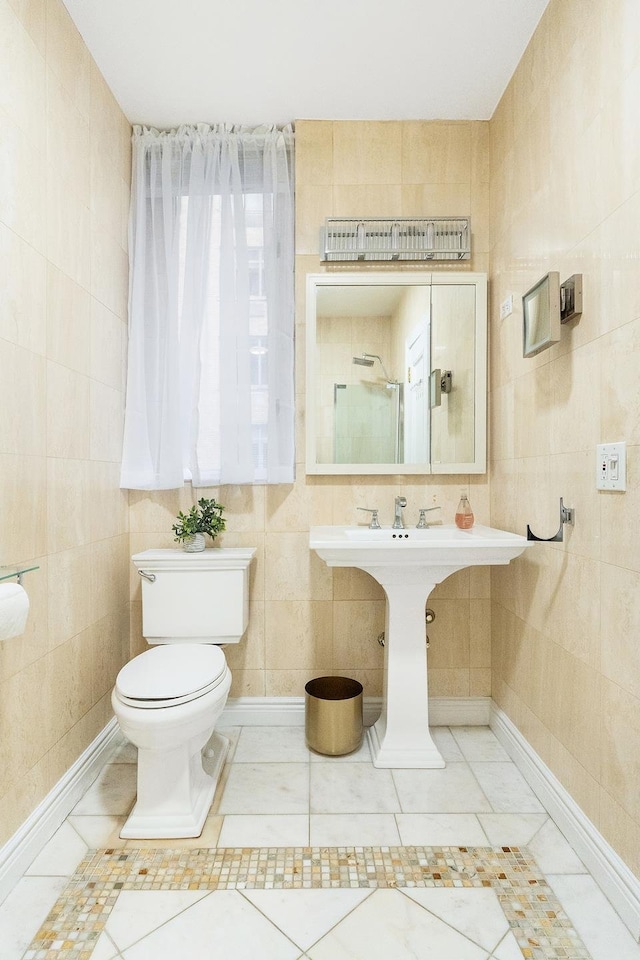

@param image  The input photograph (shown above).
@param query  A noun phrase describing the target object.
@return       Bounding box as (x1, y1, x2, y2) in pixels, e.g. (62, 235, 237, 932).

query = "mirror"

(305, 271, 487, 475)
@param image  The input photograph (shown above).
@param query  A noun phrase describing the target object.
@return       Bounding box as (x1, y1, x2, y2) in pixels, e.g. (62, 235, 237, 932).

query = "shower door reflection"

(334, 382, 403, 464)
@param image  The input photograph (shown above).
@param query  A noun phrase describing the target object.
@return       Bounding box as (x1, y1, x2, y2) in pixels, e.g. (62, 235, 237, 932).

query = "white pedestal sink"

(309, 524, 531, 768)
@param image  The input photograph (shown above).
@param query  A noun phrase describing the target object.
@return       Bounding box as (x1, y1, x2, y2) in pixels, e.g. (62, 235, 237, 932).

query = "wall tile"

(401, 122, 471, 185)
(295, 120, 333, 184)
(46, 458, 91, 553)
(45, 0, 91, 118)
(46, 264, 91, 374)
(265, 600, 333, 670)
(601, 677, 640, 822)
(0, 117, 46, 251)
(0, 340, 46, 456)
(333, 121, 402, 186)
(7, 0, 46, 55)
(0, 0, 46, 143)
(333, 600, 385, 671)
(0, 222, 47, 353)
(46, 362, 90, 459)
(0, 453, 47, 565)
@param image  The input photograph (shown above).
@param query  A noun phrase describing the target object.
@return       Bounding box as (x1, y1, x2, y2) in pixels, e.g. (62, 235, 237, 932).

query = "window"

(120, 124, 295, 490)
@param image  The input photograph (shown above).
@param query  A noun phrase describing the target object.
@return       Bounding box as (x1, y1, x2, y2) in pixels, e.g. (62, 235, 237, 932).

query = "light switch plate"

(596, 441, 626, 490)
(500, 295, 513, 320)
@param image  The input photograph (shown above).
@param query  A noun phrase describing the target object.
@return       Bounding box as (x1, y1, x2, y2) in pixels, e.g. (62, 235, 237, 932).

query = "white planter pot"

(182, 533, 206, 552)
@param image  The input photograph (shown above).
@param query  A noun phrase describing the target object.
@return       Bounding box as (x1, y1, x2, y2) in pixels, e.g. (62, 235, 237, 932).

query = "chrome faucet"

(392, 496, 407, 529)
(357, 507, 381, 529)
(416, 506, 441, 528)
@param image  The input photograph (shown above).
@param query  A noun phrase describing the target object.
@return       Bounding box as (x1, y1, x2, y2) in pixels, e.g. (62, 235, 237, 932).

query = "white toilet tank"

(132, 548, 256, 644)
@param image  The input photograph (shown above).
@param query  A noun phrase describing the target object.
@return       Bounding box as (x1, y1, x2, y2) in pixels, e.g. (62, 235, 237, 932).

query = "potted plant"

(172, 497, 226, 552)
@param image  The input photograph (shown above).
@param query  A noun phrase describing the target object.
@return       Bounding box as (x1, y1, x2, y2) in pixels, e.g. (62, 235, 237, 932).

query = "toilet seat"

(115, 644, 227, 709)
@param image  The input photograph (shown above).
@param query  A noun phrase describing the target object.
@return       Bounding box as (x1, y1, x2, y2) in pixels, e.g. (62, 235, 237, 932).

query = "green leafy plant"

(172, 497, 226, 543)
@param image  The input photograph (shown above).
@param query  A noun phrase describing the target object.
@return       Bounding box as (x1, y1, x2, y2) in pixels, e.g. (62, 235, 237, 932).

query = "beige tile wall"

(489, 0, 640, 876)
(0, 0, 130, 845)
(129, 119, 492, 703)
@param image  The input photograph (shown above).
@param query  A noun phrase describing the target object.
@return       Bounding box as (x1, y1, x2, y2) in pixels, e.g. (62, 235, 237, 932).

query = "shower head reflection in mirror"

(352, 352, 394, 382)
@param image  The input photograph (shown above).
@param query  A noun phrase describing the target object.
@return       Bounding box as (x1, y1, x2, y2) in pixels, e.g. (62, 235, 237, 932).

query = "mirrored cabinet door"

(305, 272, 487, 476)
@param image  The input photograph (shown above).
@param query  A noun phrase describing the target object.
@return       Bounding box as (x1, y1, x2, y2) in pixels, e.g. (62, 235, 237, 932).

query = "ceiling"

(62, 0, 549, 129)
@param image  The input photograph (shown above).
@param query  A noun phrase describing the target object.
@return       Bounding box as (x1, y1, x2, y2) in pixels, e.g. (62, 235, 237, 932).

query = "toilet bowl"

(112, 644, 232, 839)
(112, 547, 255, 839)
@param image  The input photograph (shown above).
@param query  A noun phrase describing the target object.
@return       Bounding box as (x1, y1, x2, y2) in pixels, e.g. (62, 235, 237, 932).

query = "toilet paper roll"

(0, 582, 30, 640)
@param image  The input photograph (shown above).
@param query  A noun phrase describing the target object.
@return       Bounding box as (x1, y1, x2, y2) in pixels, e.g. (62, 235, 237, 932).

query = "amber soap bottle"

(455, 493, 474, 530)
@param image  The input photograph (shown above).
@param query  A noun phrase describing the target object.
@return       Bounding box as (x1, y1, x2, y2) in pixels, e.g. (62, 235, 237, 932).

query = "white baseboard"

(0, 718, 120, 907)
(219, 695, 491, 728)
(491, 703, 640, 942)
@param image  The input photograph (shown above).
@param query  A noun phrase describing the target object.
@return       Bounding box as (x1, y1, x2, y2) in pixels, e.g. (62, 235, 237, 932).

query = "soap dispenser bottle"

(455, 492, 474, 530)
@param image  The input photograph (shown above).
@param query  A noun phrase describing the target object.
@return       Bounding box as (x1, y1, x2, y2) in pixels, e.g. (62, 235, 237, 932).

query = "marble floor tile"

(309, 736, 372, 762)
(391, 763, 493, 813)
(403, 887, 509, 954)
(395, 812, 488, 846)
(71, 763, 137, 816)
(430, 726, 465, 761)
(547, 874, 640, 960)
(310, 813, 401, 846)
(0, 876, 69, 960)
(469, 761, 545, 813)
(25, 821, 88, 877)
(451, 726, 510, 761)
(218, 762, 309, 815)
(233, 725, 311, 763)
(110, 739, 137, 763)
(241, 888, 373, 951)
(89, 931, 119, 960)
(491, 931, 527, 959)
(121, 890, 302, 960)
(477, 812, 548, 846)
(66, 814, 127, 848)
(527, 819, 587, 874)
(106, 890, 209, 952)
(306, 888, 489, 960)
(310, 761, 399, 814)
(218, 814, 309, 847)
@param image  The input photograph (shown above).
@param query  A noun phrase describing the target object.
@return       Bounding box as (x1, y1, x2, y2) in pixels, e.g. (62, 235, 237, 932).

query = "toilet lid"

(116, 644, 227, 704)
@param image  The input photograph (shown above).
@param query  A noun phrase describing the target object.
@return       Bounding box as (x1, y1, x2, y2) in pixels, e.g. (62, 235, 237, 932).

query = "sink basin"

(311, 524, 529, 571)
(310, 523, 531, 769)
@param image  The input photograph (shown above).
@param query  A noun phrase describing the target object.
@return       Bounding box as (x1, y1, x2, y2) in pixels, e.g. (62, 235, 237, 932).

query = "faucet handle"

(417, 506, 441, 528)
(357, 507, 381, 529)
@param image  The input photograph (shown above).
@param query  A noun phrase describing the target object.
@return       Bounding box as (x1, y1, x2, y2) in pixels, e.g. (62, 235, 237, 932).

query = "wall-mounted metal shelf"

(0, 565, 39, 585)
(320, 217, 471, 262)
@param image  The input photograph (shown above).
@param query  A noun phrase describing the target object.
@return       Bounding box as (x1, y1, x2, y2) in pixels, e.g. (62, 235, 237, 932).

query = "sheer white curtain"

(120, 123, 295, 490)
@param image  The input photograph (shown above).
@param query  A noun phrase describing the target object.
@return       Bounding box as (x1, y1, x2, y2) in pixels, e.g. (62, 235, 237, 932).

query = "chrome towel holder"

(526, 497, 575, 542)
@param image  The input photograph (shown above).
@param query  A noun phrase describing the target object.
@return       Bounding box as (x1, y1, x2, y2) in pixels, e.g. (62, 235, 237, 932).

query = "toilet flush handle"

(138, 570, 156, 583)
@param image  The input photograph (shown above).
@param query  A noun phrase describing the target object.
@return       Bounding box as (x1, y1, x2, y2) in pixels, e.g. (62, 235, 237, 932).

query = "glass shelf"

(0, 565, 39, 584)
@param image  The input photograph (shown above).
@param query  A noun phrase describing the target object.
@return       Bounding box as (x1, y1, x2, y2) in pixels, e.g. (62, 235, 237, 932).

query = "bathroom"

(1, 0, 640, 956)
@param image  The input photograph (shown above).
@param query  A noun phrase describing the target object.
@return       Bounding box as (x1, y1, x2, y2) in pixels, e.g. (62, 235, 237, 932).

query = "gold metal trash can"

(304, 676, 364, 756)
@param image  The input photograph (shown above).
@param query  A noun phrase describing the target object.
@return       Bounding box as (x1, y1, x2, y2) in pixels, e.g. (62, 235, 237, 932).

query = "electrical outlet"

(500, 295, 513, 320)
(596, 441, 626, 490)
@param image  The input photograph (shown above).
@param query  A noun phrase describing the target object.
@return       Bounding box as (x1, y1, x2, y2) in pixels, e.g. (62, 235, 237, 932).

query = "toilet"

(112, 547, 255, 839)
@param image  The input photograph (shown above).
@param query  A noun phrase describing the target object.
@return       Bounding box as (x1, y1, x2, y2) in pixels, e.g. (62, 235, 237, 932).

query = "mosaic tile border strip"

(25, 845, 591, 960)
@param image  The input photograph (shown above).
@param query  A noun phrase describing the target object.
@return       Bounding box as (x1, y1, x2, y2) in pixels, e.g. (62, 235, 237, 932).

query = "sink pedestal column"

(363, 565, 462, 769)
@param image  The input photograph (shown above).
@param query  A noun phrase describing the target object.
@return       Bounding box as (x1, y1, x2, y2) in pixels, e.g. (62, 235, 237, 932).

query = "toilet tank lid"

(116, 645, 227, 701)
(132, 548, 255, 570)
